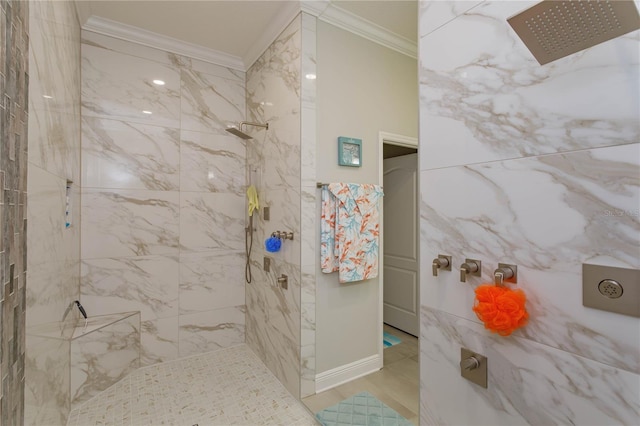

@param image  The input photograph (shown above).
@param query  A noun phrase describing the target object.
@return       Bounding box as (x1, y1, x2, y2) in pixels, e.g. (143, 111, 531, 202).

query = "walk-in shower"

(225, 121, 269, 140)
(225, 121, 269, 283)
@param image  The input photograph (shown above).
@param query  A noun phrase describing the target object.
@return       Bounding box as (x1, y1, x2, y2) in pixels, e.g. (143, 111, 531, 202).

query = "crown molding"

(301, 0, 331, 17)
(82, 1, 417, 73)
(83, 16, 246, 71)
(303, 1, 417, 59)
(242, 1, 303, 70)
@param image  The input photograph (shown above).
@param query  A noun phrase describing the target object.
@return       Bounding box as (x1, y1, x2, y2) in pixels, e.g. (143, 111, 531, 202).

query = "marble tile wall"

(24, 1, 82, 423)
(80, 32, 246, 366)
(245, 14, 303, 398)
(1, 1, 29, 424)
(418, 1, 640, 424)
(70, 312, 140, 410)
(300, 12, 317, 399)
(26, 311, 141, 420)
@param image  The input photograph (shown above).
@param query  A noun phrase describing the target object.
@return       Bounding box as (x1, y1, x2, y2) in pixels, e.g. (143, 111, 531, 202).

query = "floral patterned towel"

(320, 183, 384, 283)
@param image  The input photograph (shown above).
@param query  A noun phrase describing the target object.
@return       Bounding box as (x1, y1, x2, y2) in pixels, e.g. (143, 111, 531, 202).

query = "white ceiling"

(76, 0, 417, 69)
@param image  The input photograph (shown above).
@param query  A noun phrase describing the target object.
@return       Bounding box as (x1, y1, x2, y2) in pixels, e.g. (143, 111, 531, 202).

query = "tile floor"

(67, 344, 317, 425)
(303, 324, 419, 425)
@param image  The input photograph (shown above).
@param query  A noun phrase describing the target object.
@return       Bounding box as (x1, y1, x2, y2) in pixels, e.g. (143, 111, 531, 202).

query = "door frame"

(377, 131, 419, 358)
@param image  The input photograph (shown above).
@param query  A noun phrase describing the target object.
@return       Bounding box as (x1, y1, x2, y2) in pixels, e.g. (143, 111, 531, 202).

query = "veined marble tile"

(180, 68, 245, 134)
(245, 264, 269, 363)
(29, 13, 81, 181)
(80, 255, 179, 321)
(301, 265, 316, 336)
(140, 317, 179, 366)
(419, 1, 640, 171)
(420, 306, 640, 425)
(178, 306, 245, 358)
(245, 291, 301, 399)
(82, 117, 180, 191)
(26, 2, 81, 424)
(246, 65, 301, 192)
(301, 186, 317, 265)
(82, 42, 181, 128)
(186, 57, 245, 82)
(247, 15, 301, 99)
(261, 260, 301, 343)
(70, 313, 140, 410)
(180, 130, 246, 194)
(300, 13, 317, 397)
(179, 192, 245, 252)
(420, 144, 640, 373)
(81, 30, 181, 68)
(30, 0, 79, 28)
(245, 12, 303, 401)
(80, 31, 246, 82)
(257, 131, 302, 191)
(245, 257, 272, 352)
(26, 165, 80, 328)
(300, 265, 316, 399)
(300, 342, 316, 399)
(301, 107, 317, 187)
(265, 327, 301, 400)
(81, 189, 180, 259)
(254, 188, 301, 267)
(27, 254, 80, 329)
(301, 13, 317, 109)
(179, 250, 245, 314)
(247, 17, 301, 192)
(24, 333, 70, 426)
(419, 0, 485, 37)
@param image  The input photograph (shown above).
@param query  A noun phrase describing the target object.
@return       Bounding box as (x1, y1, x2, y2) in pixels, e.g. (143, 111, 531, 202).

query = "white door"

(383, 153, 419, 336)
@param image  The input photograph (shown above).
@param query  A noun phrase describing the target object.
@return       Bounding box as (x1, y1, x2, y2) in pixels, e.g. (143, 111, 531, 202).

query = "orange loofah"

(473, 284, 528, 336)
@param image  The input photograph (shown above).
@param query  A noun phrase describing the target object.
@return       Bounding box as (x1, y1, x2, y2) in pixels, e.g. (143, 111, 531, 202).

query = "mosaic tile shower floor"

(67, 344, 318, 425)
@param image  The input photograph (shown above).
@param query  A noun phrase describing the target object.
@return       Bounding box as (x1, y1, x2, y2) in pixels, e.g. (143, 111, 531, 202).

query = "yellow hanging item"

(247, 185, 259, 217)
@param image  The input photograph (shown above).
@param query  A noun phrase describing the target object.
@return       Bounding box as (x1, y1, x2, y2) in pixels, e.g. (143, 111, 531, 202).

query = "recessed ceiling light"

(152, 79, 166, 86)
(142, 110, 153, 115)
(43, 95, 53, 99)
(305, 74, 317, 80)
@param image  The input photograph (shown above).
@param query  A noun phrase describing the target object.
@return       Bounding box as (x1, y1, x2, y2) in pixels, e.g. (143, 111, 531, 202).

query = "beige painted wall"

(315, 21, 418, 374)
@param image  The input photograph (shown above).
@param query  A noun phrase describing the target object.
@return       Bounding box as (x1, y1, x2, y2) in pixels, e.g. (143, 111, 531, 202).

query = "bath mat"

(315, 391, 413, 426)
(383, 332, 401, 348)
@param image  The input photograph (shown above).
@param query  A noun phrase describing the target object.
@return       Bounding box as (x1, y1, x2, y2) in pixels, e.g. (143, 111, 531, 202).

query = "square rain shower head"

(508, 0, 640, 65)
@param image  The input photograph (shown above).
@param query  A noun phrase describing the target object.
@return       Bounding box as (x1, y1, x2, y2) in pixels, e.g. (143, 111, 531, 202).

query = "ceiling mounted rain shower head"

(225, 121, 269, 140)
(508, 0, 640, 65)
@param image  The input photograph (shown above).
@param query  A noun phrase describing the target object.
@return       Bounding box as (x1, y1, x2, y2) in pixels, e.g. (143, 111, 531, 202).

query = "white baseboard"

(315, 354, 381, 393)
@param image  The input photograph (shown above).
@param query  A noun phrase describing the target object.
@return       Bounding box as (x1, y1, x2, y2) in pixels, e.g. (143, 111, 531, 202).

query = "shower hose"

(245, 215, 253, 283)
